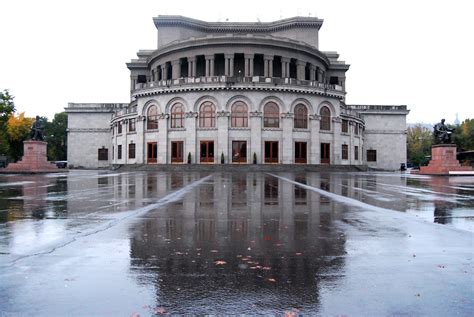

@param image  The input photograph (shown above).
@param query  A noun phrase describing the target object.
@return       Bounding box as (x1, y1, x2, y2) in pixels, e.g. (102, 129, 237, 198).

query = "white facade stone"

(65, 16, 409, 170)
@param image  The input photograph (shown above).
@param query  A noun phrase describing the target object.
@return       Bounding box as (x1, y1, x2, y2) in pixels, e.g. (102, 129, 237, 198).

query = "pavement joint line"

(267, 173, 474, 234)
(5, 174, 214, 266)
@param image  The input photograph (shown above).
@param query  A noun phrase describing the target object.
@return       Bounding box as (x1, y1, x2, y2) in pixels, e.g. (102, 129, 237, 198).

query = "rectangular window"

(342, 144, 348, 160)
(98, 148, 108, 161)
(232, 141, 247, 163)
(342, 119, 348, 133)
(367, 149, 377, 162)
(117, 122, 122, 134)
(128, 143, 136, 159)
(118, 145, 122, 160)
(354, 146, 359, 161)
(128, 119, 136, 132)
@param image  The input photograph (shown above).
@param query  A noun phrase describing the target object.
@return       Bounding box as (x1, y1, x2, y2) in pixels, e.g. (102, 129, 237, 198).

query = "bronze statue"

(433, 119, 455, 144)
(30, 116, 44, 141)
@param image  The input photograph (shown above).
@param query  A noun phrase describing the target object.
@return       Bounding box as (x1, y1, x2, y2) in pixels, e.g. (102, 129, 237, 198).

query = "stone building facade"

(66, 15, 409, 170)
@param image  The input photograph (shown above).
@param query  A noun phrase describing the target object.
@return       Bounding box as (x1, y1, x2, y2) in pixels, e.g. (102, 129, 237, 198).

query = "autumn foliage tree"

(6, 112, 34, 161)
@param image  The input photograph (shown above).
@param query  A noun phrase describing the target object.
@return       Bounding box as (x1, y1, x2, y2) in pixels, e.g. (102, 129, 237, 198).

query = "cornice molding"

(153, 15, 323, 33)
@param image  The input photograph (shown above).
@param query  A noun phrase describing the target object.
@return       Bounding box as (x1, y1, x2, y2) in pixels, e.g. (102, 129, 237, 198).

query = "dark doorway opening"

(264, 141, 279, 163)
(147, 142, 157, 164)
(171, 141, 184, 163)
(295, 142, 307, 163)
(200, 141, 215, 163)
(321, 143, 330, 164)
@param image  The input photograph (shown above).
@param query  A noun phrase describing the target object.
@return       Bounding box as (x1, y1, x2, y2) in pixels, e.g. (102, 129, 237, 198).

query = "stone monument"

(1, 116, 60, 173)
(420, 119, 473, 175)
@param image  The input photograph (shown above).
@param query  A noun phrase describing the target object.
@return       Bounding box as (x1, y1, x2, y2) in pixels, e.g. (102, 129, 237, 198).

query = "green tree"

(44, 112, 68, 161)
(407, 124, 432, 167)
(453, 118, 474, 151)
(0, 90, 16, 156)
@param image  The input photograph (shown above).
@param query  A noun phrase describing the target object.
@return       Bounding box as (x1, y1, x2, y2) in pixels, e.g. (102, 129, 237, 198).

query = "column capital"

(296, 60, 306, 67)
(171, 60, 180, 66)
(224, 53, 234, 59)
(309, 64, 317, 71)
(264, 55, 274, 61)
(188, 56, 196, 62)
(244, 53, 254, 59)
(281, 57, 290, 63)
(205, 54, 215, 60)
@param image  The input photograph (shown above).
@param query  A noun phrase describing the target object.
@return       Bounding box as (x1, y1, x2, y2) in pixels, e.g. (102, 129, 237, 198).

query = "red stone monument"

(420, 144, 473, 175)
(1, 140, 60, 173)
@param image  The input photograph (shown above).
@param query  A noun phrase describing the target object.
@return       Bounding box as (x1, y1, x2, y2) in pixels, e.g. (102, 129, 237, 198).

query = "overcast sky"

(1, 0, 472, 124)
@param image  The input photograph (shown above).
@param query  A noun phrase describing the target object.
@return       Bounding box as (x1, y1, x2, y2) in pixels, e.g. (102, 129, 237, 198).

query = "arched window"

(147, 105, 158, 130)
(171, 103, 184, 128)
(231, 101, 248, 127)
(199, 101, 216, 128)
(294, 104, 308, 129)
(320, 106, 331, 131)
(263, 102, 279, 128)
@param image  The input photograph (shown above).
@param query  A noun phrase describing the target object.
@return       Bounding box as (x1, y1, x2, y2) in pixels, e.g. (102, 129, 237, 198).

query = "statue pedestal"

(1, 141, 60, 173)
(420, 144, 473, 175)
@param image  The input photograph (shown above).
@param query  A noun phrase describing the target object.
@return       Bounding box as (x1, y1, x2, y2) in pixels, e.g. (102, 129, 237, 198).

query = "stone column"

(310, 115, 321, 164)
(244, 54, 254, 77)
(309, 65, 316, 81)
(296, 60, 306, 80)
(157, 114, 168, 163)
(281, 57, 290, 78)
(162, 64, 168, 81)
(249, 111, 262, 163)
(188, 56, 196, 77)
(184, 111, 197, 163)
(156, 66, 160, 82)
(332, 117, 342, 165)
(205, 55, 214, 77)
(217, 111, 229, 163)
(317, 68, 324, 83)
(281, 113, 294, 163)
(229, 55, 234, 77)
(171, 60, 180, 80)
(264, 55, 274, 78)
(267, 56, 274, 78)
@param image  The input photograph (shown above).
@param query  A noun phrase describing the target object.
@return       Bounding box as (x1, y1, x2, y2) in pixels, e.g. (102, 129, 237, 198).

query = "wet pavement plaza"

(0, 170, 473, 316)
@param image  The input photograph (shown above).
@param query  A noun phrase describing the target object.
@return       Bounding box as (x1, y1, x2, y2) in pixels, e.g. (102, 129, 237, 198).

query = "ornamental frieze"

(249, 111, 262, 117)
(158, 113, 169, 119)
(217, 111, 230, 117)
(281, 112, 294, 119)
(332, 117, 342, 123)
(309, 114, 321, 120)
(185, 111, 198, 118)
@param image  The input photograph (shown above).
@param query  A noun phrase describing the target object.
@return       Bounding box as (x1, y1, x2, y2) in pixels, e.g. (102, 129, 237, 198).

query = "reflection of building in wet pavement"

(0, 175, 67, 222)
(430, 177, 456, 225)
(129, 173, 347, 312)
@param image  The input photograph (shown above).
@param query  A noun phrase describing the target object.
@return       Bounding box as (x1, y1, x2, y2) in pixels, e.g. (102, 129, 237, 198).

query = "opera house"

(66, 15, 408, 170)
